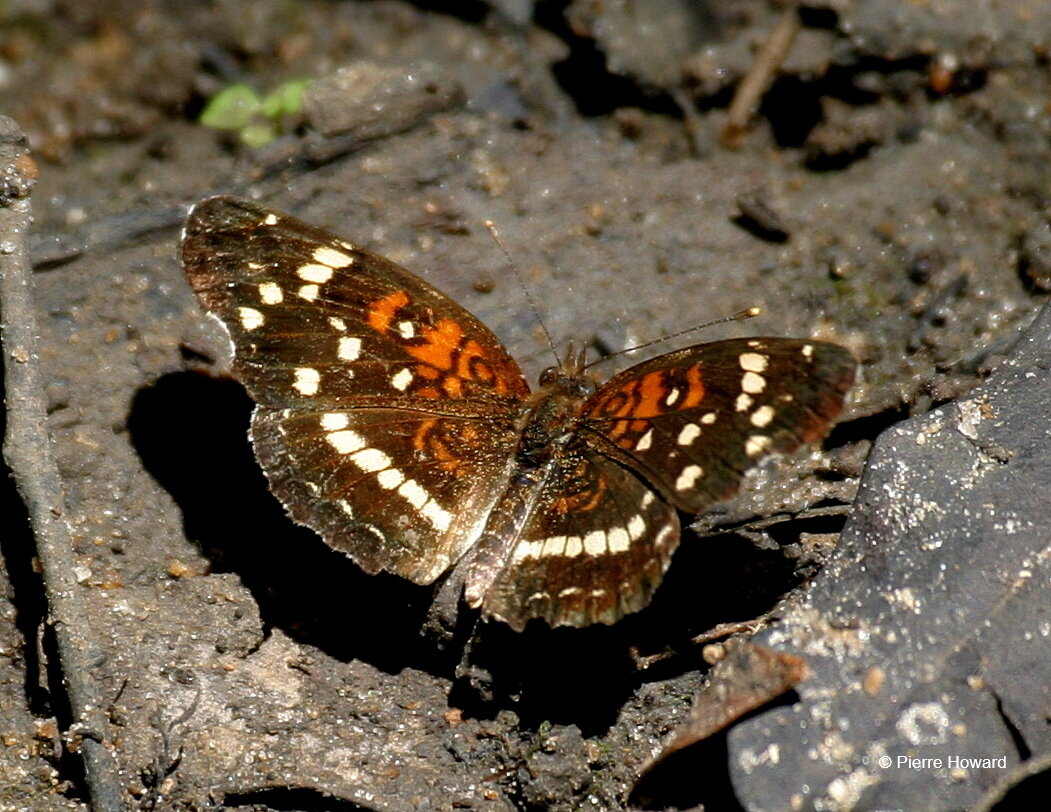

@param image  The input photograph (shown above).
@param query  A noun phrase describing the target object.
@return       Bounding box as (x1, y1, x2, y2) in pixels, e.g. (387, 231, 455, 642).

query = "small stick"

(0, 118, 127, 812)
(721, 2, 802, 148)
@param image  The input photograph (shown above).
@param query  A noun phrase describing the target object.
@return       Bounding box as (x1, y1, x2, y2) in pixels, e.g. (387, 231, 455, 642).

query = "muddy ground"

(2, 1, 1051, 810)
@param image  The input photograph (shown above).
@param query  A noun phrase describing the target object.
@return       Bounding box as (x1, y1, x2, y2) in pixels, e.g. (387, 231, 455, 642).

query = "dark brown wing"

(470, 338, 853, 628)
(581, 338, 855, 514)
(473, 448, 680, 630)
(252, 407, 517, 584)
(182, 196, 531, 411)
(181, 196, 528, 582)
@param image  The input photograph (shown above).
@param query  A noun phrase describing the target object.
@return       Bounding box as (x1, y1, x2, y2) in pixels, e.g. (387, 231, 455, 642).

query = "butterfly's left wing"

(180, 196, 532, 584)
(181, 195, 531, 410)
(580, 338, 856, 514)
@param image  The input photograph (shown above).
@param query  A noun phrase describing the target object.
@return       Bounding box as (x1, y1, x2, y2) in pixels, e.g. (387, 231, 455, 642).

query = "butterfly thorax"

(514, 364, 597, 467)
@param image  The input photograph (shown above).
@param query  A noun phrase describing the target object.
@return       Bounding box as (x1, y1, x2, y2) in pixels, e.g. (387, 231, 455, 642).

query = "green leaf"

(261, 79, 312, 119)
(199, 85, 262, 130)
(239, 121, 278, 148)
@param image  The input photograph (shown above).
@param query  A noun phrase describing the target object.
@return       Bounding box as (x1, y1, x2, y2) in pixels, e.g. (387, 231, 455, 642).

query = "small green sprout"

(199, 79, 312, 147)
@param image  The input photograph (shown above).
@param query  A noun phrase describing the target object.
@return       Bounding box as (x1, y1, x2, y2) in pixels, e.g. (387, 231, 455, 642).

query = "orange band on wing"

(680, 364, 705, 408)
(406, 318, 461, 371)
(367, 290, 410, 333)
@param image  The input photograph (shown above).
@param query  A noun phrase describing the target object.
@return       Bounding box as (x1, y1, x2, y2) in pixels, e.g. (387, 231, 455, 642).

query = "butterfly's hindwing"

(252, 406, 518, 583)
(477, 449, 680, 630)
(582, 338, 856, 514)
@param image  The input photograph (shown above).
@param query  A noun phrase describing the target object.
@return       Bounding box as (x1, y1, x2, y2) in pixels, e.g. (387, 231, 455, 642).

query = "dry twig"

(0, 116, 127, 812)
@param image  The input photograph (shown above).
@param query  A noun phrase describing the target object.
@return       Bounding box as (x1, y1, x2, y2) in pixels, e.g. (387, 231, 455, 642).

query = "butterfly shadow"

(130, 371, 450, 674)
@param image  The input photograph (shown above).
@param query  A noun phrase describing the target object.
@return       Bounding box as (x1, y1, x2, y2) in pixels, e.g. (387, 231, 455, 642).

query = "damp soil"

(2, 2, 1051, 811)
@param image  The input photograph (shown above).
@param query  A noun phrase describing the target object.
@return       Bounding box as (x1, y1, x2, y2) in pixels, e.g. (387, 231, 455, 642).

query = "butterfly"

(181, 196, 855, 631)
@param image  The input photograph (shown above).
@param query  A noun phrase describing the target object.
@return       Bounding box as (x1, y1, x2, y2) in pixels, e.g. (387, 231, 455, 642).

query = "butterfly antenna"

(485, 220, 561, 368)
(584, 306, 762, 370)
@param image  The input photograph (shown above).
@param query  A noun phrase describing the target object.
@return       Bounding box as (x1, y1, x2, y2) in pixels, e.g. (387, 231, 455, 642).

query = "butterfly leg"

(424, 566, 469, 640)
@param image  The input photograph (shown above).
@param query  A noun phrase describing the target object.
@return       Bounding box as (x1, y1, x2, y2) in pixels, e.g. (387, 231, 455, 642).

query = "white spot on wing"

(397, 320, 416, 339)
(313, 246, 354, 267)
(751, 404, 775, 427)
(390, 367, 413, 391)
(675, 464, 704, 492)
(802, 344, 814, 359)
(564, 536, 583, 557)
(338, 336, 362, 361)
(297, 263, 333, 284)
(736, 393, 754, 412)
(514, 540, 543, 561)
(329, 317, 347, 332)
(238, 307, 264, 330)
(378, 468, 405, 490)
(393, 480, 453, 531)
(293, 367, 320, 396)
(636, 428, 653, 451)
(397, 478, 428, 508)
(677, 423, 701, 446)
(583, 530, 606, 555)
(627, 514, 646, 541)
(361, 524, 386, 543)
(742, 371, 766, 394)
(263, 213, 278, 226)
(607, 527, 630, 553)
(258, 281, 283, 304)
(351, 447, 392, 474)
(701, 412, 717, 424)
(664, 388, 680, 406)
(298, 283, 319, 301)
(655, 523, 677, 549)
(746, 434, 773, 456)
(326, 429, 366, 455)
(422, 500, 452, 532)
(542, 535, 567, 557)
(739, 352, 769, 373)
(321, 413, 348, 431)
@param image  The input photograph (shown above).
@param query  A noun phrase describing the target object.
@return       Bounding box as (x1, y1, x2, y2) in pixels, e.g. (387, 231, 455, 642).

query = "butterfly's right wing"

(580, 338, 855, 514)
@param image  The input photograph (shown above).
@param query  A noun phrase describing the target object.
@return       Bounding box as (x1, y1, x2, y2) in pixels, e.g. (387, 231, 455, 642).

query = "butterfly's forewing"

(581, 338, 856, 514)
(181, 196, 528, 583)
(181, 196, 531, 410)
